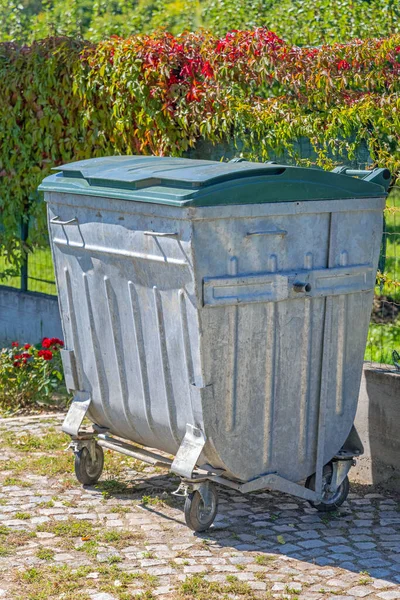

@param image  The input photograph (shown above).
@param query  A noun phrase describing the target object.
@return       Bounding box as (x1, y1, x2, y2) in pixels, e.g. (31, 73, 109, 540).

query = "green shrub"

(0, 337, 66, 411)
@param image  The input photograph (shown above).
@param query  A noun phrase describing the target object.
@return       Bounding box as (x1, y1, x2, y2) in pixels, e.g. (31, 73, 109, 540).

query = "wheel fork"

(327, 459, 355, 493)
(69, 434, 98, 463)
(173, 479, 214, 510)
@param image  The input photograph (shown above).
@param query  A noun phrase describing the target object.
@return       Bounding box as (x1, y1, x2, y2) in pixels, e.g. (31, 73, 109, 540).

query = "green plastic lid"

(39, 156, 390, 207)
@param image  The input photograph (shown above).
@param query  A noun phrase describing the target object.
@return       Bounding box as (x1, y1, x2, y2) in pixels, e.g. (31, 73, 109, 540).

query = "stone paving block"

(347, 586, 376, 597)
(377, 592, 400, 600)
(298, 539, 327, 549)
(326, 596, 358, 600)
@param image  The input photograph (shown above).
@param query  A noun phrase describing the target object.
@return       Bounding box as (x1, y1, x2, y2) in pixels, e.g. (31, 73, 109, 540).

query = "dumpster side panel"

(194, 202, 383, 483)
(47, 195, 203, 455)
(321, 208, 383, 466)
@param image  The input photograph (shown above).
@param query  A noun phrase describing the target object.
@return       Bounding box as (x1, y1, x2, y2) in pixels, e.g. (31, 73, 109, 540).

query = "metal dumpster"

(40, 157, 390, 531)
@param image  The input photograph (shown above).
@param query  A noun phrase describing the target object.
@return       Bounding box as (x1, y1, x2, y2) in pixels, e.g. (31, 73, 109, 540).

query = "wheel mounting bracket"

(171, 424, 206, 479)
(192, 480, 214, 510)
(62, 391, 92, 437)
(69, 436, 97, 463)
(328, 459, 354, 493)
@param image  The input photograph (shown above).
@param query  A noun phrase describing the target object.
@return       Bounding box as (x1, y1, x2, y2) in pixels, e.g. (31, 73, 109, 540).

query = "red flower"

(13, 360, 21, 368)
(38, 349, 53, 361)
(42, 337, 51, 348)
(22, 353, 31, 359)
(11, 341, 19, 347)
(50, 338, 64, 347)
(24, 343, 31, 350)
(337, 59, 351, 71)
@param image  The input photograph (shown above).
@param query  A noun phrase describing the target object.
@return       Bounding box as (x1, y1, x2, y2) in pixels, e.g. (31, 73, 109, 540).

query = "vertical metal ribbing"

(263, 253, 278, 467)
(64, 267, 84, 390)
(335, 296, 347, 416)
(179, 289, 194, 386)
(226, 256, 239, 432)
(82, 273, 114, 425)
(128, 281, 155, 437)
(153, 285, 181, 446)
(299, 252, 313, 462)
(315, 296, 334, 496)
(104, 276, 141, 440)
(179, 288, 204, 429)
(336, 250, 348, 416)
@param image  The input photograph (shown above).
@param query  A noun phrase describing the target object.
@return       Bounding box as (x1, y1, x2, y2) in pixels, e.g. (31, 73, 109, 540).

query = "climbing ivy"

(1, 30, 400, 272)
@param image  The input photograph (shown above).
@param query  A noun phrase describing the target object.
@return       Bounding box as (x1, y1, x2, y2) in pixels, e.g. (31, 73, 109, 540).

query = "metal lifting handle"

(144, 231, 179, 238)
(341, 169, 373, 177)
(50, 216, 78, 226)
(246, 229, 287, 237)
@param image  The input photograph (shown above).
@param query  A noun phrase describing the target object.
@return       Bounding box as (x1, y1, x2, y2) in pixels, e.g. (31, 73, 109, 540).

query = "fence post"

(20, 217, 28, 292)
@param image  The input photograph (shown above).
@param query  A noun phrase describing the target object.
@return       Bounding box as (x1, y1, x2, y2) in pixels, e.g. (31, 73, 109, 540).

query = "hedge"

(1, 29, 400, 271)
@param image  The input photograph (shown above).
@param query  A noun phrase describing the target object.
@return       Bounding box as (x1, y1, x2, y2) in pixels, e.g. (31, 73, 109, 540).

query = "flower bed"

(0, 338, 67, 412)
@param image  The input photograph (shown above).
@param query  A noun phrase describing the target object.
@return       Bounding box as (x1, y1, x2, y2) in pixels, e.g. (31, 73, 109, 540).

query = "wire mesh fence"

(365, 189, 400, 367)
(0, 246, 56, 296)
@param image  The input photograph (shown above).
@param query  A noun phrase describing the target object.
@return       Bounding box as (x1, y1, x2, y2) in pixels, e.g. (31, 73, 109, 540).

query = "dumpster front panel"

(194, 200, 384, 483)
(48, 196, 203, 455)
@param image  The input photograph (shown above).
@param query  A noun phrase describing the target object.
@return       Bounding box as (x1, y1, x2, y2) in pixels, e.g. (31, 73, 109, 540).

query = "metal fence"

(0, 243, 56, 296)
(365, 190, 400, 366)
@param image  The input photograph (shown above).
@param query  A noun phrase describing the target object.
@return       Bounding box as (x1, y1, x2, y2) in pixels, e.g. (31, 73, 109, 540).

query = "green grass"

(1, 429, 68, 453)
(365, 190, 400, 364)
(36, 547, 55, 561)
(0, 247, 56, 295)
(13, 563, 158, 600)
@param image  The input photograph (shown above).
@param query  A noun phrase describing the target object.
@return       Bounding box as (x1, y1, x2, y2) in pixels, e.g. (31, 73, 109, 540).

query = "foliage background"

(2, 0, 400, 46)
(2, 30, 400, 265)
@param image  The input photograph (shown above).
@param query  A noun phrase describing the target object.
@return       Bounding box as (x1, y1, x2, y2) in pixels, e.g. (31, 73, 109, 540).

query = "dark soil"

(371, 294, 400, 323)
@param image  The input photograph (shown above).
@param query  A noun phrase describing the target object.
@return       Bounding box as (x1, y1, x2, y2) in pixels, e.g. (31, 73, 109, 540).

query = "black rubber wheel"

(74, 444, 104, 486)
(305, 463, 350, 512)
(184, 483, 218, 532)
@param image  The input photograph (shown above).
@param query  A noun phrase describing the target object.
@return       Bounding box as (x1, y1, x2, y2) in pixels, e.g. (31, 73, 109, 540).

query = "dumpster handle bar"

(50, 215, 78, 226)
(246, 229, 287, 237)
(144, 230, 179, 238)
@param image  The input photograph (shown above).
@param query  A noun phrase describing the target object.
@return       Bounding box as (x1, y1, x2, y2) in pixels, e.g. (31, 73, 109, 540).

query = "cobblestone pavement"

(0, 414, 399, 600)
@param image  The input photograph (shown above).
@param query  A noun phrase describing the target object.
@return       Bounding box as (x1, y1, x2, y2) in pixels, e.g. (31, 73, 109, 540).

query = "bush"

(0, 337, 66, 411)
(1, 30, 400, 276)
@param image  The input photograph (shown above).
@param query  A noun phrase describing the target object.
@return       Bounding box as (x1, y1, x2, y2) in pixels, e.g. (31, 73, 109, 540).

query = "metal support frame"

(97, 434, 173, 467)
(64, 415, 357, 505)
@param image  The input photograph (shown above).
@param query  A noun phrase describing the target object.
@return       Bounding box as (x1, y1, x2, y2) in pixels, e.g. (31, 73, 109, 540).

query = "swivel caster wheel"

(184, 481, 218, 532)
(305, 462, 350, 512)
(74, 443, 104, 486)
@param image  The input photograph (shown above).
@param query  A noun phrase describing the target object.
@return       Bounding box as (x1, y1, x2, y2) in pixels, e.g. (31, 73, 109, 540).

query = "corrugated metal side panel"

(48, 200, 202, 456)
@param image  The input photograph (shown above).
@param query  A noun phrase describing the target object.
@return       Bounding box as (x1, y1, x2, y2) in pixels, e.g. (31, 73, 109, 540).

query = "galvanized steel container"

(40, 157, 389, 486)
